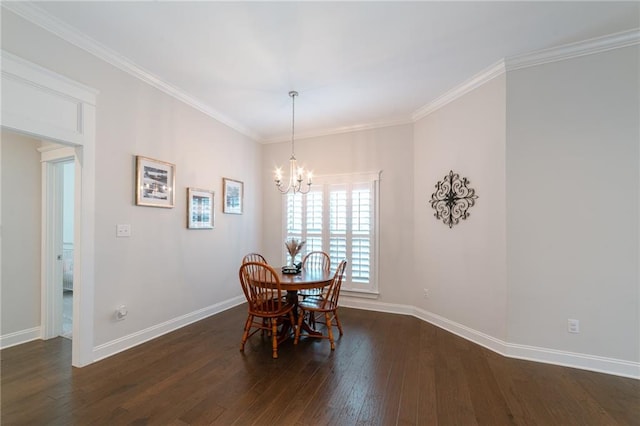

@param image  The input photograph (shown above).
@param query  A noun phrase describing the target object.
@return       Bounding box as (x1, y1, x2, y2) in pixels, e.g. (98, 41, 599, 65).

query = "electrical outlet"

(568, 319, 580, 334)
(116, 305, 128, 321)
(423, 288, 429, 298)
(116, 224, 131, 238)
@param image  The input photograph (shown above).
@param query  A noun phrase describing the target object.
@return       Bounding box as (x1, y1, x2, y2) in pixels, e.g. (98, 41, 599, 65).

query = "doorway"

(40, 145, 77, 343)
(2, 50, 97, 367)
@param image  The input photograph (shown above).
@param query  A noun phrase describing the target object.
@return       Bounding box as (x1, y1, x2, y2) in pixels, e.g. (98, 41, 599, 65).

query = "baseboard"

(0, 326, 41, 349)
(92, 296, 245, 362)
(505, 342, 640, 380)
(342, 299, 640, 379)
(412, 307, 507, 355)
(340, 296, 414, 315)
(88, 294, 639, 379)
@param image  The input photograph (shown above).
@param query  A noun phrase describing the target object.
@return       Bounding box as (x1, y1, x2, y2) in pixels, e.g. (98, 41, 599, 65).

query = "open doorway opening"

(40, 143, 77, 344)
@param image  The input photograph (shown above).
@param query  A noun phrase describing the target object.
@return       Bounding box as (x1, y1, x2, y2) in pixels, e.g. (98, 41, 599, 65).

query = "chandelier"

(274, 91, 312, 194)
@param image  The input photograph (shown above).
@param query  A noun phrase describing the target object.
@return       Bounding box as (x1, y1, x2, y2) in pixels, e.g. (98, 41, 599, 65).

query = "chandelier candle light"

(274, 91, 313, 194)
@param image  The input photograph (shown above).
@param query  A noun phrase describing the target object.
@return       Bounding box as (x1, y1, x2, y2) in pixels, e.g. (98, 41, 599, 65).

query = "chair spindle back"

(239, 262, 285, 315)
(323, 260, 347, 308)
(242, 252, 267, 264)
(302, 251, 331, 271)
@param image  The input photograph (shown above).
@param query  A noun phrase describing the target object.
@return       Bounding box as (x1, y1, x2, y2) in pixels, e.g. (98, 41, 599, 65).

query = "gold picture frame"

(223, 178, 243, 214)
(135, 155, 175, 208)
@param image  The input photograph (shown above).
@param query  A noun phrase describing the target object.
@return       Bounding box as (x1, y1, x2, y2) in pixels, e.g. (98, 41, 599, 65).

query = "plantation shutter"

(283, 172, 380, 295)
(350, 183, 371, 283)
(305, 189, 323, 253)
(285, 193, 303, 264)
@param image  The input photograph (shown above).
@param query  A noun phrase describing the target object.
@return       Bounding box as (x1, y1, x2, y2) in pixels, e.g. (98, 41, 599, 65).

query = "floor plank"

(2, 305, 638, 425)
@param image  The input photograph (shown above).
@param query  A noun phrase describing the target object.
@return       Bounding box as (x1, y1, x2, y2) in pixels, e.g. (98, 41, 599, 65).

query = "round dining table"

(277, 268, 333, 292)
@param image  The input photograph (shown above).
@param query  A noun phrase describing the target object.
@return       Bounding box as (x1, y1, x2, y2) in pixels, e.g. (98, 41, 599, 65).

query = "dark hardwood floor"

(2, 305, 639, 425)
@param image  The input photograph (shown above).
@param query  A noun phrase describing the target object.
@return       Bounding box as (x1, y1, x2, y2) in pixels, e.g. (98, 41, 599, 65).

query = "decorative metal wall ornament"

(430, 170, 478, 228)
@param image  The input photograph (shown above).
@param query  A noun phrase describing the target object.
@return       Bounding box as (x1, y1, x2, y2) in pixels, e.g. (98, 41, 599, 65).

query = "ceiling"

(14, 1, 640, 142)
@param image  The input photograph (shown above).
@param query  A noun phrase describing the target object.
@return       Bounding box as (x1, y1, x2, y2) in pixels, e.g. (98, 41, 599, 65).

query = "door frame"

(40, 147, 75, 340)
(1, 50, 98, 367)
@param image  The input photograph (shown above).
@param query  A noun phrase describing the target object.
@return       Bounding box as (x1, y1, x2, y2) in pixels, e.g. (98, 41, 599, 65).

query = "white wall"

(413, 74, 508, 340)
(262, 124, 415, 305)
(0, 131, 41, 335)
(2, 10, 261, 350)
(506, 46, 639, 362)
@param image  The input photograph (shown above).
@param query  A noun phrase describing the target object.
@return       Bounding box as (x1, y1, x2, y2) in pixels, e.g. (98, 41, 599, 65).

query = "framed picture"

(135, 155, 175, 208)
(223, 178, 243, 214)
(187, 188, 215, 229)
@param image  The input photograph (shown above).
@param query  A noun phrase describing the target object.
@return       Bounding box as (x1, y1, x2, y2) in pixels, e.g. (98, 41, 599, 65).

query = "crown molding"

(506, 28, 640, 72)
(2, 49, 99, 103)
(261, 117, 413, 144)
(2, 2, 261, 141)
(411, 60, 506, 122)
(6, 2, 637, 142)
(412, 29, 639, 121)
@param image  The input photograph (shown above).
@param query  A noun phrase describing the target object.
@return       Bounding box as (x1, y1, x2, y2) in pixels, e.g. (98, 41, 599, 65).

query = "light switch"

(116, 224, 131, 238)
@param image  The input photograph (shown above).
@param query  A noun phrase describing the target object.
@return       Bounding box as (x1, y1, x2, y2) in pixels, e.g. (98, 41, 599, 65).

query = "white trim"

(2, 2, 259, 141)
(340, 289, 380, 300)
(38, 144, 76, 162)
(412, 29, 640, 121)
(505, 341, 640, 380)
(0, 327, 41, 349)
(262, 118, 414, 144)
(341, 297, 413, 316)
(4, 1, 637, 142)
(3, 2, 411, 144)
(311, 170, 382, 185)
(506, 28, 640, 72)
(412, 60, 506, 121)
(1, 51, 97, 367)
(1, 50, 95, 146)
(339, 299, 640, 380)
(1, 50, 99, 103)
(412, 306, 506, 355)
(93, 296, 245, 362)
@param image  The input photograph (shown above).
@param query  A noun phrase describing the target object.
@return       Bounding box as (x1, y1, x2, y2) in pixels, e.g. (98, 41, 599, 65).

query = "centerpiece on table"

(283, 238, 305, 274)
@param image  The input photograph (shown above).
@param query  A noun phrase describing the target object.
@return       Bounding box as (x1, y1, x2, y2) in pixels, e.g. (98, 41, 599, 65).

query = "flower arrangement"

(284, 238, 305, 266)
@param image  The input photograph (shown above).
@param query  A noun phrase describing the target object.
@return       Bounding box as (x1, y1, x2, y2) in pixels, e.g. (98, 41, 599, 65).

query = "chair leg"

(325, 312, 335, 350)
(240, 314, 253, 352)
(288, 311, 296, 338)
(271, 318, 279, 359)
(294, 309, 305, 344)
(334, 310, 343, 336)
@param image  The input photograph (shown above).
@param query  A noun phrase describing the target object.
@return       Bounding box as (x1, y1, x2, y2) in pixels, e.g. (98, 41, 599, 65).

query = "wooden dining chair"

(239, 262, 296, 359)
(294, 260, 347, 350)
(302, 251, 330, 270)
(298, 251, 330, 299)
(242, 252, 267, 264)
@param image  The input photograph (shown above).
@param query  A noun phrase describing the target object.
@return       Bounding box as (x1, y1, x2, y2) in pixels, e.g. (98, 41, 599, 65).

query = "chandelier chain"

(290, 90, 297, 157)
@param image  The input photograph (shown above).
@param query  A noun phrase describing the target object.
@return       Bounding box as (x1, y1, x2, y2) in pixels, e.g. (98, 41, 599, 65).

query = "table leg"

(286, 290, 322, 337)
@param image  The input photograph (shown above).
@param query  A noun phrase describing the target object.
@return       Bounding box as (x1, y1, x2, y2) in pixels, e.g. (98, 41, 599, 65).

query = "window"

(283, 172, 380, 295)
